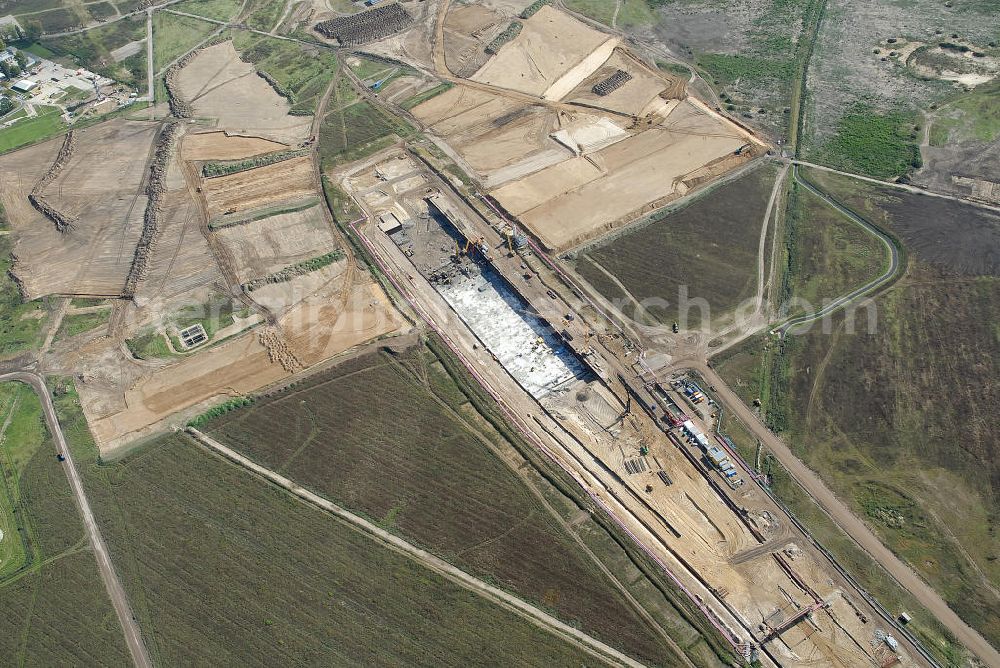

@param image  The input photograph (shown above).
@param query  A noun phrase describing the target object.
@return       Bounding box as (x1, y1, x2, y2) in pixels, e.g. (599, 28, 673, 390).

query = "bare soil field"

(0, 119, 158, 299)
(201, 155, 315, 217)
(213, 205, 335, 283)
(441, 3, 503, 78)
(415, 77, 755, 250)
(470, 6, 618, 101)
(176, 42, 311, 143)
(566, 49, 678, 118)
(180, 131, 289, 161)
(84, 275, 403, 451)
(496, 100, 749, 250)
(574, 164, 778, 330)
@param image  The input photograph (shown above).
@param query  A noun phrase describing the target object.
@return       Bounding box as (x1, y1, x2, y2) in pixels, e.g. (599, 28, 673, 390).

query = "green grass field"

(0, 106, 67, 155)
(812, 104, 922, 179)
(319, 74, 415, 165)
(172, 0, 242, 21)
(125, 328, 174, 360)
(0, 381, 131, 665)
(231, 31, 337, 114)
(243, 0, 285, 31)
(200, 341, 707, 666)
(575, 164, 777, 330)
(929, 81, 1000, 146)
(780, 179, 889, 311)
(714, 172, 1000, 649)
(152, 11, 217, 72)
(55, 310, 111, 341)
(0, 236, 48, 356)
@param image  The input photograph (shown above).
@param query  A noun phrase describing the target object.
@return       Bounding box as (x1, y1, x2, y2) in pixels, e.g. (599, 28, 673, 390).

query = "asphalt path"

(0, 372, 152, 668)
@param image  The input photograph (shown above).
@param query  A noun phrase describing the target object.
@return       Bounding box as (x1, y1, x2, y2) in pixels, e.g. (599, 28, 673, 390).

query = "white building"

(11, 79, 38, 93)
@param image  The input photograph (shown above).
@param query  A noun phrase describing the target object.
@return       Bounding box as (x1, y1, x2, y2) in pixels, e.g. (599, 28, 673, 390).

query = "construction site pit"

(387, 196, 588, 398)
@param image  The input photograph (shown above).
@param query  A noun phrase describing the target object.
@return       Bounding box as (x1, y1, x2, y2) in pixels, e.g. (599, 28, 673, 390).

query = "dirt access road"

(187, 428, 642, 668)
(0, 372, 152, 668)
(687, 362, 1000, 668)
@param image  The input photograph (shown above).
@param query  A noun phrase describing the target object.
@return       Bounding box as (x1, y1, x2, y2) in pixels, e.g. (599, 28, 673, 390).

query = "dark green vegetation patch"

(202, 149, 308, 177)
(0, 235, 48, 355)
(485, 21, 522, 54)
(242, 250, 345, 292)
(813, 104, 922, 180)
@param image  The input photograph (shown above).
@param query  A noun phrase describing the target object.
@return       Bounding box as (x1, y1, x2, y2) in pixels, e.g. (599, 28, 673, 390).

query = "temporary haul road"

(0, 372, 153, 668)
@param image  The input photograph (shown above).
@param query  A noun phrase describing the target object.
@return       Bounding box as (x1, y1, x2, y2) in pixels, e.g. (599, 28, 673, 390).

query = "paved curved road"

(686, 363, 1000, 668)
(774, 165, 901, 334)
(0, 372, 152, 668)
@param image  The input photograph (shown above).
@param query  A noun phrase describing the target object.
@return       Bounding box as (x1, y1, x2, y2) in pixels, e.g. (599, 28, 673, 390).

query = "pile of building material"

(314, 2, 413, 46)
(258, 326, 303, 371)
(28, 131, 77, 233)
(122, 121, 181, 298)
(592, 69, 632, 96)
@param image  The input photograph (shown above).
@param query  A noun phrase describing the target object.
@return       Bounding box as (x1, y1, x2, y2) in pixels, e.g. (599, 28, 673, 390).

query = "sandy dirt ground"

(0, 119, 159, 299)
(566, 49, 675, 117)
(495, 100, 747, 250)
(84, 277, 404, 451)
(181, 131, 290, 161)
(470, 6, 617, 101)
(214, 205, 337, 283)
(177, 42, 311, 144)
(26, 109, 407, 455)
(201, 156, 315, 217)
(441, 3, 502, 77)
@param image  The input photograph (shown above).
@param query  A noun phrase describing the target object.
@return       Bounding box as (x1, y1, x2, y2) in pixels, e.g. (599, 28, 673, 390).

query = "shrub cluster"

(243, 250, 345, 292)
(202, 149, 308, 178)
(485, 22, 522, 55)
